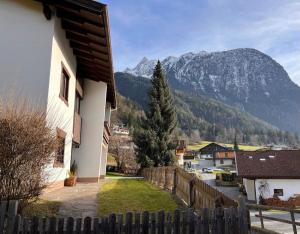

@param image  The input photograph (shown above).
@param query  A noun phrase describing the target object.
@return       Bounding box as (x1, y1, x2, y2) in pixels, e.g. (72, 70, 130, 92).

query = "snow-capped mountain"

(124, 48, 300, 134)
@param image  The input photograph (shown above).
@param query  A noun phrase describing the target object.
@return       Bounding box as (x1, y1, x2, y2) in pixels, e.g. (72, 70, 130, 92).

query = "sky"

(101, 0, 300, 85)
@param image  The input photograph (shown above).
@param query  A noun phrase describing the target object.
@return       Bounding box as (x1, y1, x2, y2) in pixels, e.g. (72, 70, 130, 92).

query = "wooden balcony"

(73, 112, 82, 144)
(103, 121, 111, 145)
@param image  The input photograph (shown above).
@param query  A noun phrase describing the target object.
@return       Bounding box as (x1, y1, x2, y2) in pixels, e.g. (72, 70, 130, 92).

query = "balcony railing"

(103, 121, 111, 145)
(73, 112, 82, 144)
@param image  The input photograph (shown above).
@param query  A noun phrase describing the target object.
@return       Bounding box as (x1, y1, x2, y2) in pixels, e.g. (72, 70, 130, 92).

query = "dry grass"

(188, 140, 263, 151)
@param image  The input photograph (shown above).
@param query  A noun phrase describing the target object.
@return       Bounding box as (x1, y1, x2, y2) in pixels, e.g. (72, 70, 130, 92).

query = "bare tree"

(0, 99, 58, 202)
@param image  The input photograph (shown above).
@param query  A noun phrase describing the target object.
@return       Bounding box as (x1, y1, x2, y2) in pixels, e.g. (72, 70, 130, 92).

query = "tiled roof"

(236, 150, 300, 179)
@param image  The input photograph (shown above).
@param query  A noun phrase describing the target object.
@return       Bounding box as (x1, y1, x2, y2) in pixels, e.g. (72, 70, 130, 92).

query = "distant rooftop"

(236, 150, 300, 179)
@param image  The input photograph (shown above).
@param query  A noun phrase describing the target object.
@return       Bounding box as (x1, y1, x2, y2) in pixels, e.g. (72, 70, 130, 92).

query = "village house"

(199, 143, 235, 167)
(236, 150, 300, 203)
(0, 0, 116, 188)
(175, 140, 187, 165)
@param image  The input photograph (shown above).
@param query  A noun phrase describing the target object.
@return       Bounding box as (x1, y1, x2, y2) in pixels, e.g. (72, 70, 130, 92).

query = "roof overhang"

(238, 176, 300, 179)
(37, 0, 116, 108)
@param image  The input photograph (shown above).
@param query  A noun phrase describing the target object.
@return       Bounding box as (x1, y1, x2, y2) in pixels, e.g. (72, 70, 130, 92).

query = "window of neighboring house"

(274, 189, 283, 196)
(225, 152, 228, 158)
(60, 66, 70, 104)
(220, 159, 224, 164)
(55, 129, 66, 167)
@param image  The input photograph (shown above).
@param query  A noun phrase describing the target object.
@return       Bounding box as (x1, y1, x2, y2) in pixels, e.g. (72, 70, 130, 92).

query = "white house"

(236, 150, 300, 202)
(0, 0, 116, 189)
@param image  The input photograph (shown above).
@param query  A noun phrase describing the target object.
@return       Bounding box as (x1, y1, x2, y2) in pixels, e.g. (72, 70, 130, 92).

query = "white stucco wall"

(100, 144, 108, 177)
(72, 80, 107, 179)
(46, 17, 77, 183)
(254, 179, 300, 201)
(0, 0, 53, 108)
(105, 102, 112, 125)
(243, 179, 256, 201)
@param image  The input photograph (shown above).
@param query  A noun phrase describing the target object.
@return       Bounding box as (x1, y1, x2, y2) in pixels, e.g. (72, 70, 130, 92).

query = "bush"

(0, 99, 58, 202)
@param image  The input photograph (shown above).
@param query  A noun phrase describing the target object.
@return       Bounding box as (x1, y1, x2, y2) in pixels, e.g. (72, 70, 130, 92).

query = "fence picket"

(125, 212, 133, 234)
(166, 213, 172, 234)
(49, 217, 57, 234)
(108, 214, 116, 234)
(66, 217, 74, 234)
(12, 214, 21, 234)
(173, 210, 180, 234)
(75, 218, 82, 234)
(134, 213, 141, 234)
(215, 207, 224, 234)
(158, 210, 165, 234)
(0, 201, 7, 234)
(6, 200, 18, 234)
(31, 216, 39, 234)
(142, 211, 149, 234)
(58, 217, 64, 234)
(117, 214, 123, 234)
(150, 213, 156, 234)
(202, 208, 209, 234)
(224, 208, 229, 234)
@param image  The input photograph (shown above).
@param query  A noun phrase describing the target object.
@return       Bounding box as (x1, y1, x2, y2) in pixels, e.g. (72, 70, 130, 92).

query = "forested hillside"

(113, 72, 299, 146)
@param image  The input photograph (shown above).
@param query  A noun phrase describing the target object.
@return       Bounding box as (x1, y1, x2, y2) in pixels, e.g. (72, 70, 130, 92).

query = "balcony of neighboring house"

(73, 80, 83, 145)
(103, 121, 111, 145)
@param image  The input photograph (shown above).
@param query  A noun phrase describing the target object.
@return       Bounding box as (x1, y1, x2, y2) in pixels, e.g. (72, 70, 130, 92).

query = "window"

(55, 128, 66, 167)
(220, 159, 224, 164)
(225, 152, 228, 158)
(274, 189, 283, 196)
(60, 66, 70, 104)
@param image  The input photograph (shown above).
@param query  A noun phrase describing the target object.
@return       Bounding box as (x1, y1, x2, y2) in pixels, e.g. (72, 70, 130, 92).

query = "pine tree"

(133, 61, 177, 167)
(234, 132, 239, 151)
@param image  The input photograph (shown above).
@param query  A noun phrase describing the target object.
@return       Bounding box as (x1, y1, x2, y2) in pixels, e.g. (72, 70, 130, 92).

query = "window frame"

(274, 189, 283, 196)
(59, 63, 70, 106)
(54, 128, 67, 168)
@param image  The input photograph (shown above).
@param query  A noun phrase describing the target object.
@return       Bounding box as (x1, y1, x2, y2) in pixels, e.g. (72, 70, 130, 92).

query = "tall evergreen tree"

(133, 61, 177, 167)
(234, 132, 239, 151)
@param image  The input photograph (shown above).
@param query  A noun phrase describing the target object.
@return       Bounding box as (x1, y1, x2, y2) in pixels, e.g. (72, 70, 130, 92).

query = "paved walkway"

(42, 182, 104, 217)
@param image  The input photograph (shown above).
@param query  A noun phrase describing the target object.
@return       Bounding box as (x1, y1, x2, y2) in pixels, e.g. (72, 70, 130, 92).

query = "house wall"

(254, 179, 300, 201)
(100, 144, 108, 178)
(215, 159, 234, 167)
(105, 102, 112, 125)
(200, 154, 213, 159)
(45, 17, 77, 183)
(72, 79, 107, 181)
(0, 0, 53, 107)
(243, 179, 256, 201)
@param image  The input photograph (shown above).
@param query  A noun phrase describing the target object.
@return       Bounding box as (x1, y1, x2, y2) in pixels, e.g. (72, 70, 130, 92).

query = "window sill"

(59, 95, 69, 107)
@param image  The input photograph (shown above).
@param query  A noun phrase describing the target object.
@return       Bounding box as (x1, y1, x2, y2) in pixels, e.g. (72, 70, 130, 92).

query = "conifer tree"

(234, 133, 239, 151)
(133, 61, 177, 167)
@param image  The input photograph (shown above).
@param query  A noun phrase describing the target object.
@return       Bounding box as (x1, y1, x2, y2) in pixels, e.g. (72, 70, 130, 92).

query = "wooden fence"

(248, 204, 300, 234)
(142, 166, 237, 209)
(0, 200, 250, 234)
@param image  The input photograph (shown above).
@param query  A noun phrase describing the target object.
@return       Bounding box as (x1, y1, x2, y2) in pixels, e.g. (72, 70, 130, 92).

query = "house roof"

(199, 143, 231, 153)
(37, 0, 116, 108)
(236, 150, 300, 179)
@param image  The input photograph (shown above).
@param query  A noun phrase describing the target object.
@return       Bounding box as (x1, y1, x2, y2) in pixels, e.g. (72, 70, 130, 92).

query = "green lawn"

(98, 179, 179, 216)
(188, 140, 263, 151)
(21, 200, 61, 217)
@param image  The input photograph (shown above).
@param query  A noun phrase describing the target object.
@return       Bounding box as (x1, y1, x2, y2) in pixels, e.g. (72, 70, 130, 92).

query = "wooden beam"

(73, 50, 108, 62)
(73, 48, 108, 61)
(56, 8, 104, 27)
(65, 31, 107, 47)
(77, 57, 110, 68)
(70, 41, 108, 55)
(61, 20, 105, 38)
(78, 65, 111, 74)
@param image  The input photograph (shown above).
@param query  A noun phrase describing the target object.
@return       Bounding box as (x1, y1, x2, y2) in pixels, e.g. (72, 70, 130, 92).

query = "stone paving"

(41, 182, 104, 218)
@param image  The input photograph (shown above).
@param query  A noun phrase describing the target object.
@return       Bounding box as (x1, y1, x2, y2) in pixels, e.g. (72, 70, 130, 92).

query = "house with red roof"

(236, 150, 300, 202)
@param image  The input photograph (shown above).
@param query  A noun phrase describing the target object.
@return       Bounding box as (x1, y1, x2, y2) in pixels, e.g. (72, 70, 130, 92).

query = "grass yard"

(106, 171, 125, 177)
(98, 179, 180, 216)
(188, 140, 263, 151)
(21, 200, 61, 217)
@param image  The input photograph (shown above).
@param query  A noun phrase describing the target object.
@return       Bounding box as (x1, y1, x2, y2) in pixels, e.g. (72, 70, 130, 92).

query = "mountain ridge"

(124, 48, 300, 134)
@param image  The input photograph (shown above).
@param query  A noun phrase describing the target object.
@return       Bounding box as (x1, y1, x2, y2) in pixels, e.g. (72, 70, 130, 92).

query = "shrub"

(0, 99, 58, 202)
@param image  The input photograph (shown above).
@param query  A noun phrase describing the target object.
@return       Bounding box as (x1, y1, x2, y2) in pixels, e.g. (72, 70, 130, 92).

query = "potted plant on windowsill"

(64, 160, 78, 186)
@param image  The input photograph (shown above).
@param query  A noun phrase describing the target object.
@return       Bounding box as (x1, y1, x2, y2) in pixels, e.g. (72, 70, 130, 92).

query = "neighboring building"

(0, 0, 116, 188)
(199, 143, 235, 167)
(236, 150, 300, 202)
(176, 140, 187, 165)
(112, 124, 130, 135)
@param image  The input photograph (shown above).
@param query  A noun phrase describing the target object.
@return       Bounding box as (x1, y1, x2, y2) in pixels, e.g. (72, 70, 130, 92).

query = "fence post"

(172, 168, 177, 195)
(189, 179, 195, 208)
(238, 196, 249, 234)
(290, 210, 297, 234)
(6, 200, 18, 234)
